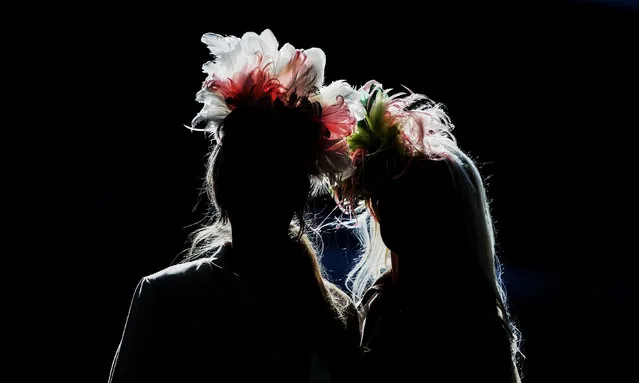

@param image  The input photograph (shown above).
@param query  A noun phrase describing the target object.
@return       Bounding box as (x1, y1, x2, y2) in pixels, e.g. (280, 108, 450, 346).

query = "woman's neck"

(229, 214, 292, 247)
(231, 228, 291, 251)
(228, 219, 297, 272)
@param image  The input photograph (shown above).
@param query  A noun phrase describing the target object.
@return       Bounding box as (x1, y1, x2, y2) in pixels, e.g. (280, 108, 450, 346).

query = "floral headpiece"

(190, 29, 364, 180)
(337, 80, 457, 212)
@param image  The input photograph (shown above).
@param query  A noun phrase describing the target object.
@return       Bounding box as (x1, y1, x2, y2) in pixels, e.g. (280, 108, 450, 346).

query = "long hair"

(185, 96, 355, 378)
(346, 142, 522, 367)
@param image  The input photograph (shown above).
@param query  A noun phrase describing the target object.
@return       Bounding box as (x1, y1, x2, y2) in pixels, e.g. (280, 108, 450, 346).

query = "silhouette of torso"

(109, 245, 357, 383)
(359, 272, 515, 382)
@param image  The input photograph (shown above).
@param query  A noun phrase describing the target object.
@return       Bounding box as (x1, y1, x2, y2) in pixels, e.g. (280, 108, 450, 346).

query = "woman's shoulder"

(143, 246, 233, 291)
(145, 258, 212, 281)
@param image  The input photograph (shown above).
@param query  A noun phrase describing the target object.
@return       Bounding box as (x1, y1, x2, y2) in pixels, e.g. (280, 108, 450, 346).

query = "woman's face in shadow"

(372, 159, 462, 257)
(213, 100, 318, 228)
(216, 146, 311, 227)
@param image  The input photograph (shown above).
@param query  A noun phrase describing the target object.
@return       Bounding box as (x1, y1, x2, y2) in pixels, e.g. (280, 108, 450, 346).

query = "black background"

(44, 1, 638, 381)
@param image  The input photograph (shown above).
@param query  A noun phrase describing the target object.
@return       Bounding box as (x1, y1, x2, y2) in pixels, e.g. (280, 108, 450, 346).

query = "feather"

(303, 48, 326, 89)
(201, 33, 240, 55)
(338, 80, 458, 207)
(277, 48, 325, 98)
(315, 80, 365, 121)
(191, 29, 362, 186)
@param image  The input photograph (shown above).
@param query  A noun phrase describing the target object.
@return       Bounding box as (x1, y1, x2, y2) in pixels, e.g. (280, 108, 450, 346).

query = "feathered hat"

(190, 29, 365, 182)
(337, 80, 457, 212)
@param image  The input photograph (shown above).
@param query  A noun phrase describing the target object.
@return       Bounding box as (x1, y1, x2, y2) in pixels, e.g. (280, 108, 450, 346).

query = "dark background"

(52, 1, 638, 381)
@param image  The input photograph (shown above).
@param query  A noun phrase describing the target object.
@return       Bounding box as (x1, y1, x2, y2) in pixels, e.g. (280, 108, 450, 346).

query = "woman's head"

(369, 154, 466, 259)
(187, 29, 363, 249)
(209, 96, 323, 228)
(342, 81, 521, 362)
(340, 80, 460, 295)
(369, 147, 498, 274)
(339, 79, 497, 286)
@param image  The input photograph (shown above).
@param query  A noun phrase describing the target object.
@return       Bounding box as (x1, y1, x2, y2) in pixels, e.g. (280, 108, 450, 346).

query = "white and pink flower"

(191, 29, 363, 178)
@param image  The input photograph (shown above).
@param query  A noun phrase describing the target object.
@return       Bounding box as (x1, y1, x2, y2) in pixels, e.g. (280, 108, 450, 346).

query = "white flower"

(192, 29, 331, 131)
(314, 80, 366, 120)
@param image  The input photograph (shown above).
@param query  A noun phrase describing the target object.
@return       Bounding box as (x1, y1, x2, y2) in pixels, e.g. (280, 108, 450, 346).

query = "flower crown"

(190, 29, 364, 181)
(337, 80, 457, 212)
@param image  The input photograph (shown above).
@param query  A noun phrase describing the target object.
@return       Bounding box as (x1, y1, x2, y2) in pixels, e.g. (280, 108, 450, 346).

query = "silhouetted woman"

(339, 81, 523, 382)
(109, 29, 364, 383)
